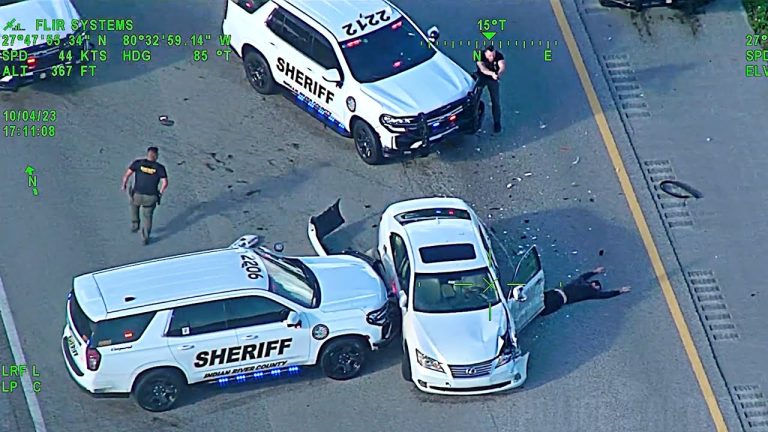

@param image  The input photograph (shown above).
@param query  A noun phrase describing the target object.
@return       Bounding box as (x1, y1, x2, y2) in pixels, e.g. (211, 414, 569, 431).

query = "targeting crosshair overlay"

(453, 249, 525, 321)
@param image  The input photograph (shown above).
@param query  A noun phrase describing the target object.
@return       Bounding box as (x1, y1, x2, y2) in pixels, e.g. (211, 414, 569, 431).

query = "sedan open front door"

(506, 246, 545, 332)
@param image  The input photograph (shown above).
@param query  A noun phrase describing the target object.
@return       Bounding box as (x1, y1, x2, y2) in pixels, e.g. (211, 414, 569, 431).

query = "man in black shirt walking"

(475, 45, 506, 134)
(540, 266, 630, 316)
(121, 147, 168, 245)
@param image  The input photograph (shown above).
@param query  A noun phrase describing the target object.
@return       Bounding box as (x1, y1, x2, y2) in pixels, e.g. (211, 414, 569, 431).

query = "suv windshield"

(0, 0, 26, 5)
(413, 267, 500, 313)
(256, 249, 319, 308)
(340, 17, 436, 83)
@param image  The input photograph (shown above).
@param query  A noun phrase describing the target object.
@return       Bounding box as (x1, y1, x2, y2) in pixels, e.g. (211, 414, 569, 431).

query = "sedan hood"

(411, 304, 508, 364)
(0, 0, 79, 49)
(301, 256, 387, 312)
(361, 52, 474, 116)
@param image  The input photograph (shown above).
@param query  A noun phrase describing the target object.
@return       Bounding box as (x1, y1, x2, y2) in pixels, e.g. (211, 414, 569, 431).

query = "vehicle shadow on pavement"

(151, 164, 326, 243)
(33, 0, 223, 94)
(488, 207, 645, 390)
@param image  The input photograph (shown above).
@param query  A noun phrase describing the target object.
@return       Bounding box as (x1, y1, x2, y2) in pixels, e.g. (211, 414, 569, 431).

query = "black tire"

(352, 120, 384, 165)
(132, 369, 185, 412)
(320, 337, 368, 380)
(401, 343, 412, 382)
(243, 51, 276, 95)
(475, 100, 485, 132)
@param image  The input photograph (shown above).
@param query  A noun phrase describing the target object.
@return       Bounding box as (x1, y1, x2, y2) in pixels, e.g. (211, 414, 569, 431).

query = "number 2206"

(240, 255, 263, 279)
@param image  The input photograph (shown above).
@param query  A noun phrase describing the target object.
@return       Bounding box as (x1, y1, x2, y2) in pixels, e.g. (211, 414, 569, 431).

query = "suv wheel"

(401, 343, 412, 382)
(132, 369, 185, 412)
(243, 51, 275, 94)
(352, 120, 384, 165)
(320, 338, 367, 380)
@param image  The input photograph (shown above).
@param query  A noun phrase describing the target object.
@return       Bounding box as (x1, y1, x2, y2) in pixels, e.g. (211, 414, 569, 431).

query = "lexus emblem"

(465, 367, 477, 375)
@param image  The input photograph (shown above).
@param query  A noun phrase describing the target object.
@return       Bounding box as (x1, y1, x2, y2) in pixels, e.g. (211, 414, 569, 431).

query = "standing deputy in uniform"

(120, 147, 168, 245)
(540, 266, 631, 316)
(475, 45, 506, 134)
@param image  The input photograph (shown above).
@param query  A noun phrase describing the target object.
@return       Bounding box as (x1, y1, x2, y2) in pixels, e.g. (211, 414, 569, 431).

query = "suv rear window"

(69, 291, 94, 342)
(419, 243, 477, 263)
(91, 312, 156, 347)
(68, 292, 156, 347)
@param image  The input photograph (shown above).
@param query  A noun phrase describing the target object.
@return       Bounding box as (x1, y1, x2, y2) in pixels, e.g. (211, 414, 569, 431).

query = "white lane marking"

(0, 276, 47, 432)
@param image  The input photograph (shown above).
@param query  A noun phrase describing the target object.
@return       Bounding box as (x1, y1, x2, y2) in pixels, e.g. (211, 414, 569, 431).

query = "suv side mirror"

(426, 26, 440, 43)
(286, 311, 301, 327)
(322, 68, 341, 83)
(398, 293, 408, 308)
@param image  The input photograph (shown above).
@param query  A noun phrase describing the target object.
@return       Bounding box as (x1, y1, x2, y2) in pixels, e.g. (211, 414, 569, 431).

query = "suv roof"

(74, 248, 268, 320)
(277, 0, 403, 42)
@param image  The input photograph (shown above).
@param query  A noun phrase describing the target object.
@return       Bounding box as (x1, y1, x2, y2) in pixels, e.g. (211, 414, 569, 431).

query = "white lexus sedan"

(309, 197, 546, 395)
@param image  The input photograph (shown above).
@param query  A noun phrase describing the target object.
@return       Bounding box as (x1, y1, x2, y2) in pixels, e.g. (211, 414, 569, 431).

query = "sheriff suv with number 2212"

(222, 0, 485, 165)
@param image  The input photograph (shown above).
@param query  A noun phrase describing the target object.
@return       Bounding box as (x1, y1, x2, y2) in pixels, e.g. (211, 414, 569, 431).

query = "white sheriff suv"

(62, 235, 395, 412)
(222, 0, 484, 164)
(310, 197, 546, 395)
(0, 0, 91, 91)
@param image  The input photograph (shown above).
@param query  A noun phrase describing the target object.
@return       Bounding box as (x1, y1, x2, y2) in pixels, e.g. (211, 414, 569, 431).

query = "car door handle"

(242, 335, 258, 340)
(268, 42, 275, 46)
(178, 344, 195, 350)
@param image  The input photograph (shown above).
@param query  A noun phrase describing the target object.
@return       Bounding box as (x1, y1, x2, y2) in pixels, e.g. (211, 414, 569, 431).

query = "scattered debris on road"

(158, 115, 174, 126)
(659, 180, 703, 199)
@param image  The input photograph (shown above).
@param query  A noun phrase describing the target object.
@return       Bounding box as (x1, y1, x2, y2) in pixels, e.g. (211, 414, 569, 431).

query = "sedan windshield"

(413, 267, 501, 313)
(256, 250, 318, 308)
(340, 17, 436, 84)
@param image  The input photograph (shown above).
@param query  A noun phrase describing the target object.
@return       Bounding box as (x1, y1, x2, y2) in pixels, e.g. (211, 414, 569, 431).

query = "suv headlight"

(380, 114, 417, 128)
(496, 332, 520, 367)
(415, 349, 445, 373)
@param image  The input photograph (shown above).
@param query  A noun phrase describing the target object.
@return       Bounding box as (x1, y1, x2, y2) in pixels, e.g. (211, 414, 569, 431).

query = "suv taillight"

(86, 347, 101, 371)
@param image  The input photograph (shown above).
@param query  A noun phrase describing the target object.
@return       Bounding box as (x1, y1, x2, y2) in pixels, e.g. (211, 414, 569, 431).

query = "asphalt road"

(0, 0, 736, 431)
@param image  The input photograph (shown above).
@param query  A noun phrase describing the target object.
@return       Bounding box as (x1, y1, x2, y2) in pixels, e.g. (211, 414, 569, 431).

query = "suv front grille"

(448, 358, 494, 378)
(426, 97, 465, 123)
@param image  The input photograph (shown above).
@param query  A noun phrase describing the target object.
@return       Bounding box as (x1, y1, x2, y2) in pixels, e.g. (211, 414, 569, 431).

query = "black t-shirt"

(130, 159, 167, 195)
(478, 51, 505, 74)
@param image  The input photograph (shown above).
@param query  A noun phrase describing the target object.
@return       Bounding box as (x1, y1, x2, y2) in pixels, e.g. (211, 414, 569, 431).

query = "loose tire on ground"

(352, 120, 384, 165)
(243, 51, 276, 95)
(320, 337, 368, 380)
(132, 368, 186, 412)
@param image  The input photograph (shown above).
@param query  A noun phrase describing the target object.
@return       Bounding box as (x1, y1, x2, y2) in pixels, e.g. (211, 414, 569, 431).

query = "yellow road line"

(549, 1, 728, 430)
